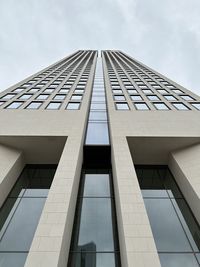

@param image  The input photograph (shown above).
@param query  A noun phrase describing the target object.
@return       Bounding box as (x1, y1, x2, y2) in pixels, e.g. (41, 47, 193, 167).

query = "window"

(13, 88, 24, 93)
(53, 94, 66, 100)
(142, 89, 153, 94)
(1, 94, 16, 100)
(28, 88, 40, 93)
(136, 166, 200, 267)
(59, 89, 69, 94)
(127, 89, 138, 94)
(46, 102, 61, 110)
(36, 94, 49, 100)
(89, 111, 107, 121)
(153, 102, 170, 110)
(191, 103, 200, 110)
(66, 102, 80, 110)
(0, 101, 5, 106)
(172, 103, 190, 110)
(114, 95, 125, 101)
(71, 95, 82, 101)
(180, 95, 195, 101)
(74, 89, 84, 94)
(134, 102, 150, 110)
(91, 103, 106, 110)
(0, 165, 56, 267)
(163, 95, 177, 101)
(68, 171, 120, 267)
(92, 96, 105, 102)
(26, 102, 43, 109)
(86, 122, 109, 145)
(116, 102, 129, 110)
(157, 89, 168, 94)
(44, 89, 55, 94)
(147, 95, 160, 101)
(130, 95, 143, 101)
(5, 102, 23, 109)
(172, 89, 183, 94)
(18, 94, 33, 100)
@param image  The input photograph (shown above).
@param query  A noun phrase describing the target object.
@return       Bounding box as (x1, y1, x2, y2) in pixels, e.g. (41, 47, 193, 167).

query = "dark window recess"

(135, 166, 200, 267)
(0, 165, 57, 267)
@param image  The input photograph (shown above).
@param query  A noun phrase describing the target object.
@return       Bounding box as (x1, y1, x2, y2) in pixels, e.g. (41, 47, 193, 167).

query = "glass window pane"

(77, 198, 114, 251)
(69, 252, 117, 267)
(0, 253, 27, 267)
(71, 95, 82, 100)
(86, 123, 109, 145)
(153, 103, 169, 110)
(19, 94, 32, 100)
(191, 103, 200, 110)
(36, 94, 49, 100)
(172, 89, 183, 94)
(114, 95, 125, 101)
(66, 102, 80, 110)
(89, 112, 107, 121)
(142, 89, 153, 94)
(92, 96, 105, 102)
(0, 198, 46, 251)
(159, 253, 199, 267)
(134, 103, 149, 110)
(1, 94, 16, 100)
(53, 95, 66, 100)
(163, 95, 177, 101)
(180, 95, 195, 101)
(172, 103, 189, 110)
(46, 102, 61, 110)
(127, 90, 137, 94)
(26, 102, 43, 109)
(28, 88, 40, 93)
(144, 198, 192, 252)
(83, 174, 110, 197)
(116, 103, 129, 110)
(130, 95, 143, 101)
(147, 95, 160, 101)
(6, 102, 23, 109)
(172, 199, 200, 252)
(59, 89, 69, 94)
(157, 89, 168, 94)
(13, 88, 25, 93)
(91, 103, 106, 110)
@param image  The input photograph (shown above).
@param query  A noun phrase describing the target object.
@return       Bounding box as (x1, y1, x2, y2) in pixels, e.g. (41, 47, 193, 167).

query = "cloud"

(0, 0, 200, 95)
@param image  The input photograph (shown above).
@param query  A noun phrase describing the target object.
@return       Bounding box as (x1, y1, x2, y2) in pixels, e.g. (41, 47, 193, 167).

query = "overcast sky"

(0, 0, 200, 94)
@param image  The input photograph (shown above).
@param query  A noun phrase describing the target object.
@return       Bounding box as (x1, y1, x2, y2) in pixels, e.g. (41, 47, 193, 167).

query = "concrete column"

(25, 136, 83, 267)
(0, 144, 24, 207)
(169, 143, 200, 224)
(111, 136, 161, 267)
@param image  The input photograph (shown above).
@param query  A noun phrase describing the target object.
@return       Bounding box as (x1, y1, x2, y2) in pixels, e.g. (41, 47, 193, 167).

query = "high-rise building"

(0, 50, 199, 267)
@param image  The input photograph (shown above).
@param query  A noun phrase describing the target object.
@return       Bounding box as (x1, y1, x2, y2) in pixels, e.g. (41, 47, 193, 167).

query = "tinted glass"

(159, 253, 199, 267)
(0, 253, 27, 267)
(144, 198, 192, 252)
(77, 198, 114, 251)
(69, 252, 117, 267)
(83, 174, 110, 197)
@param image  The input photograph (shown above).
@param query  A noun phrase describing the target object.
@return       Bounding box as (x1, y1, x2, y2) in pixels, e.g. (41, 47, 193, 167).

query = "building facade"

(0, 50, 199, 267)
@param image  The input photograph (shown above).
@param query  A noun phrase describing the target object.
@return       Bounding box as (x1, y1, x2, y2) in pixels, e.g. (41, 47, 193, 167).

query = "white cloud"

(0, 0, 200, 95)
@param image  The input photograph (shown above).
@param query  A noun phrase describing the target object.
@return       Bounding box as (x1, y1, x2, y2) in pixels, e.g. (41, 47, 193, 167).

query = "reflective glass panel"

(67, 102, 80, 110)
(159, 253, 199, 267)
(83, 174, 110, 197)
(144, 198, 192, 252)
(89, 111, 107, 121)
(172, 103, 189, 110)
(86, 123, 109, 145)
(77, 198, 114, 251)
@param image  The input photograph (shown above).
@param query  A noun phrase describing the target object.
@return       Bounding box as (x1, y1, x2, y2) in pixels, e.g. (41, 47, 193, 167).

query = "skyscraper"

(0, 50, 199, 267)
